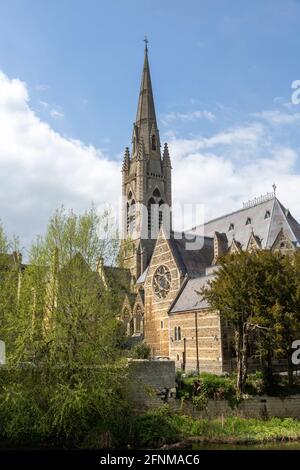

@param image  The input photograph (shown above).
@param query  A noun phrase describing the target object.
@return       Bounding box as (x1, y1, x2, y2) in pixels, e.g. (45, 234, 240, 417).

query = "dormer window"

(264, 210, 270, 219)
(246, 217, 251, 225)
(229, 223, 234, 231)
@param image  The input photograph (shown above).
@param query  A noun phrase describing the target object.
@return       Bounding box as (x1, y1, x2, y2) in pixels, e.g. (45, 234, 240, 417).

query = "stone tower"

(121, 41, 172, 281)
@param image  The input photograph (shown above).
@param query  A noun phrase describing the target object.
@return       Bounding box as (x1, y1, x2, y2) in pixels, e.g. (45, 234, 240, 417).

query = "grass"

(185, 416, 300, 443)
(132, 406, 300, 448)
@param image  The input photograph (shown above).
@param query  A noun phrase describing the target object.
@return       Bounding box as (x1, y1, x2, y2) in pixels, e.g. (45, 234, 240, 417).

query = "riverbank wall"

(176, 395, 300, 419)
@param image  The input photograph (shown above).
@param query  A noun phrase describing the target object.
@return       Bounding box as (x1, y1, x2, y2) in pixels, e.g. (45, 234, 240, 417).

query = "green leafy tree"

(202, 252, 263, 393)
(0, 223, 21, 356)
(202, 250, 300, 392)
(268, 251, 300, 385)
(0, 207, 133, 446)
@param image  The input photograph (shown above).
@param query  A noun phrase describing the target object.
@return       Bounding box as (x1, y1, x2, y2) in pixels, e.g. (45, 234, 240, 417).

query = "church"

(119, 42, 300, 374)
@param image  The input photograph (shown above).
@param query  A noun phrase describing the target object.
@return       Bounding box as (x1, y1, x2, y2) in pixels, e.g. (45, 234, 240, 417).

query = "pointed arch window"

(123, 308, 130, 335)
(129, 317, 134, 336)
(126, 190, 136, 235)
(246, 217, 251, 225)
(148, 197, 156, 238)
(129, 200, 136, 234)
(265, 210, 271, 219)
(126, 202, 130, 233)
(174, 326, 181, 341)
(147, 188, 167, 239)
(159, 200, 164, 229)
(151, 134, 156, 151)
(178, 326, 182, 341)
(135, 305, 143, 334)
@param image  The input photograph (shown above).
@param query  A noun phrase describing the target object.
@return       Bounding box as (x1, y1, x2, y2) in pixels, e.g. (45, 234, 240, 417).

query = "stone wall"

(177, 395, 300, 420)
(127, 359, 300, 419)
(128, 358, 176, 408)
(144, 231, 183, 357)
(169, 309, 223, 374)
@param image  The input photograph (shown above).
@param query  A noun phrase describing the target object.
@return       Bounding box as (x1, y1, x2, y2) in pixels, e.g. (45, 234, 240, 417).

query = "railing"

(242, 191, 275, 209)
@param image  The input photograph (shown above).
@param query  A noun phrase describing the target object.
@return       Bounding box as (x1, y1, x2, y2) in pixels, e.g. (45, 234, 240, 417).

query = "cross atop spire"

(144, 35, 149, 53)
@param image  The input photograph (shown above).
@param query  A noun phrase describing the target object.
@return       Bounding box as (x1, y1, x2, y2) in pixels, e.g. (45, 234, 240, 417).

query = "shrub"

(130, 342, 151, 359)
(0, 365, 133, 448)
(132, 405, 182, 448)
(178, 372, 239, 408)
(192, 395, 208, 411)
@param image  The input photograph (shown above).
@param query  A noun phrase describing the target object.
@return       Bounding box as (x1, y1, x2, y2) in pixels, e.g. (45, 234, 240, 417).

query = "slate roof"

(139, 197, 300, 314)
(189, 197, 300, 250)
(136, 266, 149, 284)
(136, 233, 214, 284)
(169, 234, 214, 278)
(169, 197, 300, 314)
(169, 274, 214, 314)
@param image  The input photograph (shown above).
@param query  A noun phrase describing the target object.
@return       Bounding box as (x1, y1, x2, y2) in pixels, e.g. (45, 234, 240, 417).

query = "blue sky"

(1, 0, 300, 249)
(1, 0, 300, 153)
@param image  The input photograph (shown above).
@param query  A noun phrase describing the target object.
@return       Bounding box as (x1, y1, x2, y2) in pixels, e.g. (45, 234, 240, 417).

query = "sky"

(1, 0, 300, 253)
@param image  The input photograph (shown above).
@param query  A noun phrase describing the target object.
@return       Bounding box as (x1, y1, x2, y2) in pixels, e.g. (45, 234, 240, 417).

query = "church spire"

(134, 38, 160, 158)
(121, 41, 172, 278)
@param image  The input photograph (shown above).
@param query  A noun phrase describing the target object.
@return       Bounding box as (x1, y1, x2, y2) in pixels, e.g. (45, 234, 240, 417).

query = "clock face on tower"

(153, 265, 171, 299)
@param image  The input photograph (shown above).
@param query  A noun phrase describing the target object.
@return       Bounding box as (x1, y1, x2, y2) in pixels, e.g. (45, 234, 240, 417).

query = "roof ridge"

(188, 196, 277, 232)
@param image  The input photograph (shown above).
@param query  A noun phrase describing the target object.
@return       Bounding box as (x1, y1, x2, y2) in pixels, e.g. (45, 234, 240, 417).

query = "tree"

(0, 207, 133, 446)
(268, 251, 300, 385)
(202, 252, 262, 393)
(201, 250, 300, 393)
(0, 221, 10, 253)
(0, 222, 21, 357)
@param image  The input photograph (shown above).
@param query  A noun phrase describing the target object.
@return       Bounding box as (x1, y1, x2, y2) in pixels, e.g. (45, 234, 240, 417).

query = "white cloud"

(39, 100, 64, 119)
(161, 109, 216, 126)
(39, 100, 49, 109)
(251, 109, 300, 125)
(167, 123, 266, 159)
(1, 69, 300, 251)
(169, 124, 300, 227)
(50, 108, 64, 119)
(0, 71, 120, 250)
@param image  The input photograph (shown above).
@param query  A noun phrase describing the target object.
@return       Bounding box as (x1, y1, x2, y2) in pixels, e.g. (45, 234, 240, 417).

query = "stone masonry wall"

(127, 359, 300, 419)
(169, 309, 223, 374)
(128, 359, 176, 408)
(176, 395, 300, 419)
(144, 231, 183, 357)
